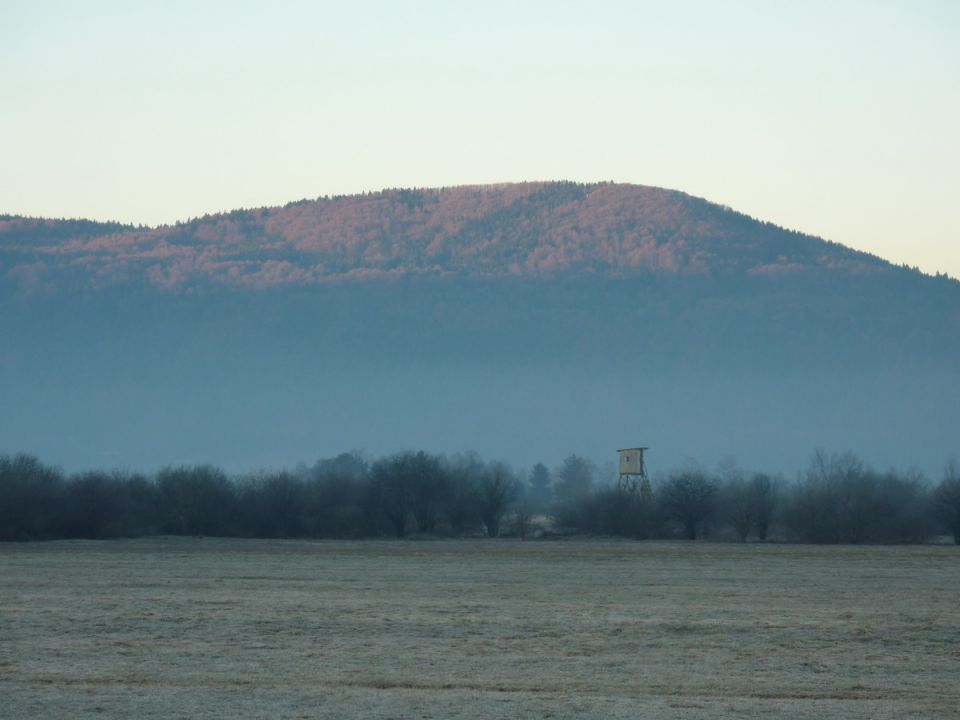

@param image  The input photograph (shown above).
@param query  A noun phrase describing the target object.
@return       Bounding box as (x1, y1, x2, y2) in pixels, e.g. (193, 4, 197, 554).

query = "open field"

(1, 539, 958, 719)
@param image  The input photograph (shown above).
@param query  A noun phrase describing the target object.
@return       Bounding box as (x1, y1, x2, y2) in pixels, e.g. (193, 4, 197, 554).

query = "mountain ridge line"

(6, 181, 950, 291)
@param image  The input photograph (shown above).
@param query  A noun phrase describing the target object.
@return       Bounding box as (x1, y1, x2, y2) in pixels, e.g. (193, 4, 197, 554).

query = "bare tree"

(932, 460, 960, 544)
(306, 472, 366, 539)
(582, 487, 655, 539)
(406, 452, 447, 534)
(785, 450, 865, 543)
(477, 462, 518, 538)
(721, 477, 753, 542)
(157, 465, 235, 536)
(717, 460, 751, 542)
(0, 454, 65, 541)
(512, 499, 534, 540)
(659, 470, 717, 540)
(369, 454, 413, 537)
(786, 451, 929, 544)
(309, 452, 369, 482)
(749, 473, 780, 541)
(258, 471, 307, 538)
(444, 453, 482, 536)
(62, 471, 124, 539)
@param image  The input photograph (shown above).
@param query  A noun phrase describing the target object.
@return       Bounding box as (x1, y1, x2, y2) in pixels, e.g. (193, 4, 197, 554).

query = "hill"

(0, 182, 904, 291)
(1, 182, 957, 476)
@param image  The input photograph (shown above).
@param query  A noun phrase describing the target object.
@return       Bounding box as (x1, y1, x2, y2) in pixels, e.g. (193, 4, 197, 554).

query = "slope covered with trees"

(0, 183, 957, 477)
(0, 182, 905, 292)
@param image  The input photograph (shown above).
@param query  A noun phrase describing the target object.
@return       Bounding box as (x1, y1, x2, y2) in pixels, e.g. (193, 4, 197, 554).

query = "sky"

(2, 0, 959, 277)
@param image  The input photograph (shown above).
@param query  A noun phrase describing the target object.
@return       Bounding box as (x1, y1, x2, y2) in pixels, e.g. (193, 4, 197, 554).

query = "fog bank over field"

(3, 279, 956, 477)
(1, 184, 957, 476)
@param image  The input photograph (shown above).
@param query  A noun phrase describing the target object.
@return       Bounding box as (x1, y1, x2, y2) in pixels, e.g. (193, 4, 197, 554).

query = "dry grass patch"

(1, 539, 957, 719)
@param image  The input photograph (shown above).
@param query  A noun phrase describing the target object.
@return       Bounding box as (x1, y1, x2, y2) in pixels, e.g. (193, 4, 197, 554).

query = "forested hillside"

(0, 182, 906, 291)
(1, 183, 957, 476)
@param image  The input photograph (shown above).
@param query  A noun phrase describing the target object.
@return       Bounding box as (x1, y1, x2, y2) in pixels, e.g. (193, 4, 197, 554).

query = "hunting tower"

(618, 447, 652, 497)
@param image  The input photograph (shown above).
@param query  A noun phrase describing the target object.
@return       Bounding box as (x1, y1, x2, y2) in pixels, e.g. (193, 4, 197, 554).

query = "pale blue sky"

(2, 0, 958, 275)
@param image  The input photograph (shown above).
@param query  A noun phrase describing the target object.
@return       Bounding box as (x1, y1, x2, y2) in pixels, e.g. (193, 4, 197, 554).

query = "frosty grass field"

(1, 538, 957, 719)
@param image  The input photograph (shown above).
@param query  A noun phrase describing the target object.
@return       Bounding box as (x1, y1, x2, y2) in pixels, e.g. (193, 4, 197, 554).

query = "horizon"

(4, 179, 955, 281)
(2, 2, 958, 277)
(4, 5, 960, 717)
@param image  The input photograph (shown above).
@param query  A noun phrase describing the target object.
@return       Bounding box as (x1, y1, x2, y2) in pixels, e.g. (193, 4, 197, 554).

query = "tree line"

(0, 450, 958, 544)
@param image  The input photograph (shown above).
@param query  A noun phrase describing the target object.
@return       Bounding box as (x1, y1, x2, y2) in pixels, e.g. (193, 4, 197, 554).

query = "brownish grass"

(1, 539, 957, 719)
